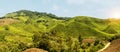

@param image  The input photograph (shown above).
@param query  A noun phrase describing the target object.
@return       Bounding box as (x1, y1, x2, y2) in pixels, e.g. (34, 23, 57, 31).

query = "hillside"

(0, 10, 119, 52)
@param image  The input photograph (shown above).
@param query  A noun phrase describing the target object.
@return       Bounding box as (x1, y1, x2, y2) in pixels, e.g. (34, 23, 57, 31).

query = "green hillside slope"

(0, 10, 119, 52)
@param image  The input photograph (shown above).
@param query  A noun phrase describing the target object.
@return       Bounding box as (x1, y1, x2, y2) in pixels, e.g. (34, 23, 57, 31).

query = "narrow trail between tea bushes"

(97, 42, 111, 52)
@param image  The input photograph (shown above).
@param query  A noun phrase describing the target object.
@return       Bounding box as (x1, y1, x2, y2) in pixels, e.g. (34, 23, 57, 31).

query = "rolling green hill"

(0, 10, 119, 52)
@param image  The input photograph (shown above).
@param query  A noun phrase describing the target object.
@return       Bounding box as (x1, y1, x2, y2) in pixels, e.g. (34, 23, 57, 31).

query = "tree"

(5, 26, 9, 30)
(33, 32, 51, 51)
(94, 40, 99, 46)
(78, 35, 83, 43)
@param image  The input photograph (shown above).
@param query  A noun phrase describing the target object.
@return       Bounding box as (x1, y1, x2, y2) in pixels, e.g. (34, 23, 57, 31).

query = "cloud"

(66, 0, 85, 4)
(51, 5, 60, 11)
(42, 0, 51, 4)
(66, 0, 110, 5)
(63, 9, 69, 13)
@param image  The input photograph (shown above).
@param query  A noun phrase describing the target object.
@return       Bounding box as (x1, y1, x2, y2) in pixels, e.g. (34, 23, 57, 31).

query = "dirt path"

(97, 42, 111, 52)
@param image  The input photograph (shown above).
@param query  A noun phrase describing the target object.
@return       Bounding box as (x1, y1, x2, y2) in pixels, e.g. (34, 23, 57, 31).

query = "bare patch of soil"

(23, 48, 48, 52)
(82, 38, 95, 43)
(0, 18, 18, 26)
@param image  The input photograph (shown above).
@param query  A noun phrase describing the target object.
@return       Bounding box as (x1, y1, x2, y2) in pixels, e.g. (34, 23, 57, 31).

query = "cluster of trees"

(32, 32, 105, 52)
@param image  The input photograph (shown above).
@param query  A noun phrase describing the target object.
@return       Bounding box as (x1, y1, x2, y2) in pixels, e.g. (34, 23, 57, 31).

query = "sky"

(0, 0, 120, 18)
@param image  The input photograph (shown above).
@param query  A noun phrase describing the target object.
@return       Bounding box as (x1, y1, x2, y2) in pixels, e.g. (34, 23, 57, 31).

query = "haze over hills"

(0, 10, 120, 52)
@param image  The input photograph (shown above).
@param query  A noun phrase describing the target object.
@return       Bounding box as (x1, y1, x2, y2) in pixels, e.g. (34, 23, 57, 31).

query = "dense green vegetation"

(0, 10, 119, 52)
